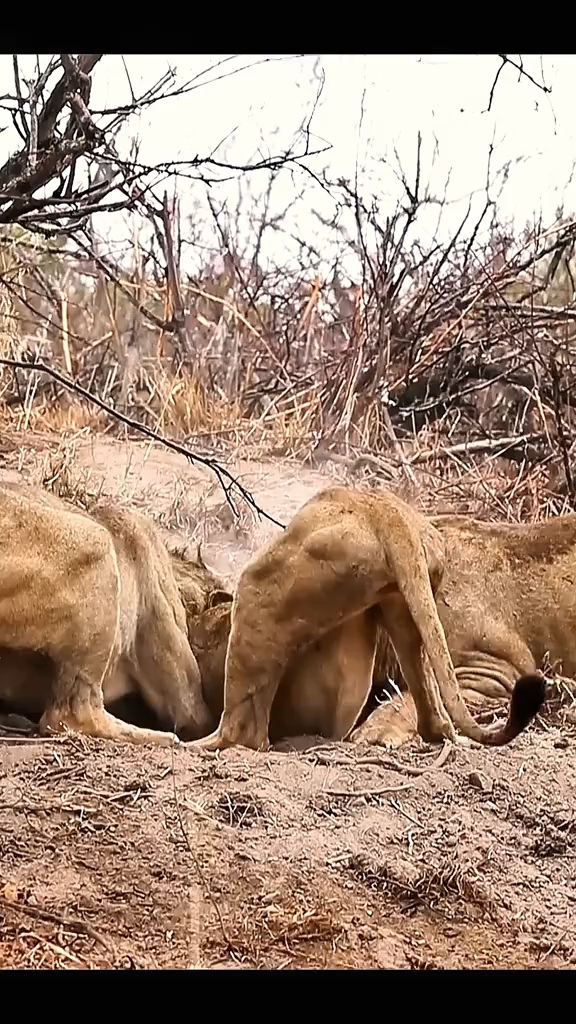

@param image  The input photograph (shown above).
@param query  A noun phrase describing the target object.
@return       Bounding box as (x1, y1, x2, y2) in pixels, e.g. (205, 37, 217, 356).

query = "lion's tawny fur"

(2, 484, 561, 754)
(189, 486, 547, 753)
(0, 484, 229, 746)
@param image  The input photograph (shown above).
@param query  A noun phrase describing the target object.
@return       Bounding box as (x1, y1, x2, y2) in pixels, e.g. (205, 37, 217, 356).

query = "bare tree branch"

(0, 357, 286, 529)
(486, 54, 552, 113)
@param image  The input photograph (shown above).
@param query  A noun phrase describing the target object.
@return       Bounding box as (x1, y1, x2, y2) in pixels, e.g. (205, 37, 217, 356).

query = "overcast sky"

(1, 55, 574, 272)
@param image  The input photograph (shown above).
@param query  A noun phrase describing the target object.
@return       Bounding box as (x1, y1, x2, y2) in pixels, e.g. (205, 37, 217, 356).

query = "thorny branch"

(0, 358, 286, 530)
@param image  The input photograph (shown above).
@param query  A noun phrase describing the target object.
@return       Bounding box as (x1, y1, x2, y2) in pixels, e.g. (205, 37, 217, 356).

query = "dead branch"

(486, 54, 552, 113)
(0, 357, 285, 529)
(0, 896, 112, 951)
(410, 433, 549, 464)
(0, 54, 324, 239)
(323, 782, 415, 798)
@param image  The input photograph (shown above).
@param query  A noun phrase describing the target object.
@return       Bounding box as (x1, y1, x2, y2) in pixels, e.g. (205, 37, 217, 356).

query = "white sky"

(0, 55, 574, 275)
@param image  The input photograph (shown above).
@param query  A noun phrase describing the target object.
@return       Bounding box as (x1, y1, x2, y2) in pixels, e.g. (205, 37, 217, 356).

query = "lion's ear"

(208, 589, 233, 608)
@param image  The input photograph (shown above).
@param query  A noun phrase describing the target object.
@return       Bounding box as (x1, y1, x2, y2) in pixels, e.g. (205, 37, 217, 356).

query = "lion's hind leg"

(380, 600, 456, 744)
(40, 666, 180, 747)
(189, 523, 384, 752)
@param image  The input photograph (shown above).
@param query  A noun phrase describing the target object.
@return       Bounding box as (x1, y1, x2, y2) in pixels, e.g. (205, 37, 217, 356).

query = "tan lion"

(0, 484, 552, 754)
(190, 486, 547, 753)
(350, 507, 576, 748)
(0, 483, 392, 749)
(188, 599, 386, 742)
(0, 483, 230, 746)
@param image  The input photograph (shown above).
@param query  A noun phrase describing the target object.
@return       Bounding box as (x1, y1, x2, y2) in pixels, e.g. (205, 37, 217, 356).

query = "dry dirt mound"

(1, 434, 575, 969)
(1, 728, 576, 969)
(2, 432, 336, 582)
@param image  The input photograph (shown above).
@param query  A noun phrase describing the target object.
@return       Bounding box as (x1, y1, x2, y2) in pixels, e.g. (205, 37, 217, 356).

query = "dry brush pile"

(0, 56, 575, 522)
(2, 202, 576, 521)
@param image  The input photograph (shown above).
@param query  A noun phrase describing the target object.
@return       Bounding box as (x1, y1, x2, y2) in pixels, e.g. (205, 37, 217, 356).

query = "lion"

(187, 598, 386, 742)
(0, 521, 390, 749)
(0, 483, 230, 746)
(0, 484, 552, 754)
(350, 507, 576, 748)
(189, 486, 546, 753)
(0, 483, 396, 749)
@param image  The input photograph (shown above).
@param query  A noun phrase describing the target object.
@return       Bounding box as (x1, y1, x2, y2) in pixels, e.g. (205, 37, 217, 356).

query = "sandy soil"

(1, 434, 575, 970)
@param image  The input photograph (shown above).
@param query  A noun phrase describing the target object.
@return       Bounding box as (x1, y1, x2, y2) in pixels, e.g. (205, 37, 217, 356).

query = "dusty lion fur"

(0, 482, 229, 746)
(190, 486, 547, 753)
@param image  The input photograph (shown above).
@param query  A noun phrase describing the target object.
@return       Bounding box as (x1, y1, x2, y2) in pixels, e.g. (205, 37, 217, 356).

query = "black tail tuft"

(509, 673, 547, 734)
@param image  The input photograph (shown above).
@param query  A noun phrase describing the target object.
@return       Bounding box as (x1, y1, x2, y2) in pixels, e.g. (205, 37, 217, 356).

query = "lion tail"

(489, 673, 547, 745)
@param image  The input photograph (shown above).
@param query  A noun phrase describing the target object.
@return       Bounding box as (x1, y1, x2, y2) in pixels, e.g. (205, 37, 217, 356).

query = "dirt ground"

(1, 433, 576, 970)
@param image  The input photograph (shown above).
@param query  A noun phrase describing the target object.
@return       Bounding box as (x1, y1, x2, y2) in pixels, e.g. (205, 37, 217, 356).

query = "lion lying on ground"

(190, 486, 547, 753)
(0, 483, 229, 746)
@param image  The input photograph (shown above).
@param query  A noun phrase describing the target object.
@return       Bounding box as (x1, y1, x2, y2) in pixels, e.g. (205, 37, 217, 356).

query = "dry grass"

(0, 206, 575, 526)
(0, 396, 570, 532)
(218, 882, 344, 965)
(347, 851, 495, 917)
(212, 791, 267, 829)
(36, 443, 104, 510)
(538, 656, 576, 726)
